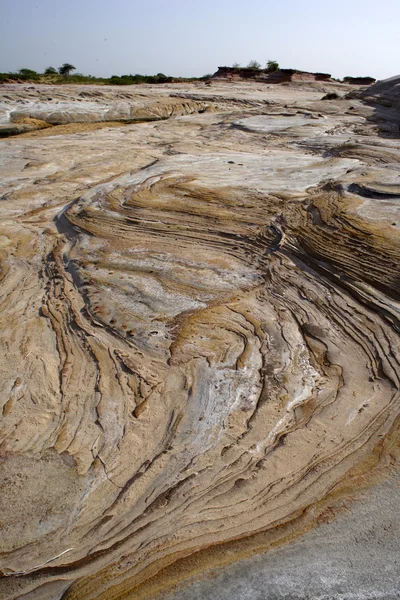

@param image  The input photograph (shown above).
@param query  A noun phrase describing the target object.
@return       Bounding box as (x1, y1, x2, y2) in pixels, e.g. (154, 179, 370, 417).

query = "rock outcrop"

(212, 67, 332, 83)
(343, 76, 376, 85)
(0, 85, 214, 136)
(0, 80, 399, 600)
(349, 74, 400, 136)
(358, 74, 400, 111)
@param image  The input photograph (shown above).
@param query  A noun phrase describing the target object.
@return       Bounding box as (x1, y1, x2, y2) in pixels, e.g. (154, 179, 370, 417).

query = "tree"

(247, 60, 261, 69)
(232, 62, 241, 68)
(266, 60, 279, 72)
(18, 68, 38, 78)
(58, 63, 76, 76)
(44, 66, 57, 75)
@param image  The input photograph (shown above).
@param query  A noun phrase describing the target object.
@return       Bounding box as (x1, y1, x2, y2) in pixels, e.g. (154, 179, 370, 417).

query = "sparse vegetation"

(109, 73, 176, 85)
(0, 69, 38, 82)
(18, 68, 39, 78)
(247, 60, 261, 69)
(0, 63, 339, 87)
(266, 60, 279, 72)
(0, 66, 198, 86)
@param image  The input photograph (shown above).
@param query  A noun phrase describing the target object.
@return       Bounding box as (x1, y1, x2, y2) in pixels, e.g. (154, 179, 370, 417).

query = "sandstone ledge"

(0, 79, 399, 600)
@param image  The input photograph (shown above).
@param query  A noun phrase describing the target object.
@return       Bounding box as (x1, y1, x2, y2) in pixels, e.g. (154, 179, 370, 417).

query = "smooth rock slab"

(162, 477, 400, 600)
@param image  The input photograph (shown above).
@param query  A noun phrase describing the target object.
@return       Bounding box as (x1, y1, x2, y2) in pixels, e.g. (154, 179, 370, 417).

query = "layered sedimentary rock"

(359, 74, 400, 109)
(343, 76, 376, 85)
(0, 78, 399, 600)
(0, 84, 214, 136)
(212, 66, 333, 83)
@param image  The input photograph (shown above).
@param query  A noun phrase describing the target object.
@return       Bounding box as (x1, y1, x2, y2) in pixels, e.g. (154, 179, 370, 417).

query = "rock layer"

(0, 79, 399, 600)
(0, 84, 215, 136)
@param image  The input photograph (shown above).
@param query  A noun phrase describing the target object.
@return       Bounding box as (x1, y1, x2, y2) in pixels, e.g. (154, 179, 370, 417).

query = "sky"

(1, 0, 399, 80)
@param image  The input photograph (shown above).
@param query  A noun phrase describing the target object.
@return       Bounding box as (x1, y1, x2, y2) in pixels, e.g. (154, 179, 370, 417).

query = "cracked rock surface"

(0, 79, 399, 600)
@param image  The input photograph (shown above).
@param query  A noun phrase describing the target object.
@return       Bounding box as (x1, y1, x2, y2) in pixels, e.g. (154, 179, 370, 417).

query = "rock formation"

(0, 77, 399, 600)
(358, 74, 400, 111)
(212, 67, 333, 83)
(343, 76, 376, 85)
(0, 85, 213, 136)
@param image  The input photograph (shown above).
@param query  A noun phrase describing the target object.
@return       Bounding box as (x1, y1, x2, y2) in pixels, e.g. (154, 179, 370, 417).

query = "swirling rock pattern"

(0, 80, 399, 600)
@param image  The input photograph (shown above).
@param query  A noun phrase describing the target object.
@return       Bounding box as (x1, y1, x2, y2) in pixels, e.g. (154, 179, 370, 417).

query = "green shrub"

(266, 60, 279, 72)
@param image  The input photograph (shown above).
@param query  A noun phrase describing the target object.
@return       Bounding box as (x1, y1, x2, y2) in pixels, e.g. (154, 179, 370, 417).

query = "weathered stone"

(0, 79, 399, 600)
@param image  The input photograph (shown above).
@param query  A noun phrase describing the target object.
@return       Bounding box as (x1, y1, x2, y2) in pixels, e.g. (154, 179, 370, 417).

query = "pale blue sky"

(1, 0, 399, 79)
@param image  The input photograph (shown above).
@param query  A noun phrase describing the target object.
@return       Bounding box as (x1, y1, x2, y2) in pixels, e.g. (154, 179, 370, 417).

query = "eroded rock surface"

(0, 79, 399, 600)
(0, 83, 216, 136)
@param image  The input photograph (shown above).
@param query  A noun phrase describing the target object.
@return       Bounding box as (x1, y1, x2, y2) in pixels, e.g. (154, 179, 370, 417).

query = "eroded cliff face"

(0, 80, 399, 600)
